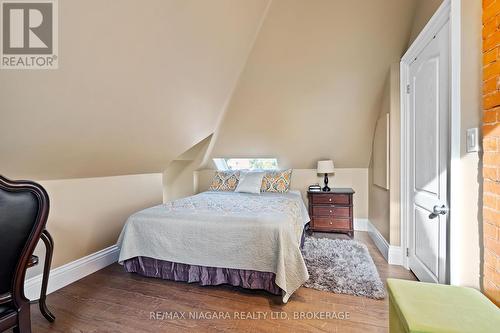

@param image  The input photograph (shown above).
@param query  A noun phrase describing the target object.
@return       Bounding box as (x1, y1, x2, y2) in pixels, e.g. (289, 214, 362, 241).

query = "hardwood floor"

(30, 231, 416, 333)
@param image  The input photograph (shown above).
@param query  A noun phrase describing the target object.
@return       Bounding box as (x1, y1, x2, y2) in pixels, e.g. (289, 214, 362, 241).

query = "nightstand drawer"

(312, 206, 350, 217)
(313, 217, 350, 230)
(311, 194, 350, 205)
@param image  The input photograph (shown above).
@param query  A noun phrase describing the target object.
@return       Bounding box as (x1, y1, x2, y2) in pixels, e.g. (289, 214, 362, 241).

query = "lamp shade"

(317, 160, 334, 174)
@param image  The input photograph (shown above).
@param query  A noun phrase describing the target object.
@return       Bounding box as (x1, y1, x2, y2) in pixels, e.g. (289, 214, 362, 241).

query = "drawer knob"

(329, 222, 333, 225)
(329, 198, 332, 202)
(329, 210, 332, 213)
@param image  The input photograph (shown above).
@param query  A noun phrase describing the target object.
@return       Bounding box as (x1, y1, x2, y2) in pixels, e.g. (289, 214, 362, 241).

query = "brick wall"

(483, 0, 500, 307)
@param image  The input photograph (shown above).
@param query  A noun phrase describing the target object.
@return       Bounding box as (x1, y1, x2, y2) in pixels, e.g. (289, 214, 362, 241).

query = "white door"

(408, 21, 449, 284)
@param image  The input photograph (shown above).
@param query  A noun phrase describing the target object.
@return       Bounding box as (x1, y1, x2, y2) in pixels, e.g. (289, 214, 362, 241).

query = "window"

(213, 158, 279, 171)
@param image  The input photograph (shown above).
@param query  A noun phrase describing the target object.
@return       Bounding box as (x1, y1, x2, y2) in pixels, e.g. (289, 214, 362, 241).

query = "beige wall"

(455, 0, 482, 289)
(0, 0, 270, 180)
(26, 174, 163, 278)
(208, 0, 417, 169)
(408, 0, 445, 45)
(369, 181, 390, 239)
(389, 64, 402, 246)
(369, 74, 392, 241)
(163, 135, 212, 202)
(369, 63, 401, 244)
(196, 169, 369, 219)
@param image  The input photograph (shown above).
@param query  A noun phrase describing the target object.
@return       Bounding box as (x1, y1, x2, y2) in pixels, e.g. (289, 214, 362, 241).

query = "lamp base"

(322, 173, 331, 192)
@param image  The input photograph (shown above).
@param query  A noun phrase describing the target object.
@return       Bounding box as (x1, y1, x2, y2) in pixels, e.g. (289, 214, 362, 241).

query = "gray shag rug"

(302, 236, 386, 299)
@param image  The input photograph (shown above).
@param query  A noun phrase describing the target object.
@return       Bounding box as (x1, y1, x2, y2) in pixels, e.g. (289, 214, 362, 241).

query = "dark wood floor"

(30, 231, 416, 332)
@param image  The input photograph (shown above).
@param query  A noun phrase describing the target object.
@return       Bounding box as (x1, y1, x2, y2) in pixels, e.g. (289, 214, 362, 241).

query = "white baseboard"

(388, 246, 404, 266)
(24, 245, 119, 301)
(366, 220, 404, 266)
(353, 218, 369, 232)
(367, 220, 390, 261)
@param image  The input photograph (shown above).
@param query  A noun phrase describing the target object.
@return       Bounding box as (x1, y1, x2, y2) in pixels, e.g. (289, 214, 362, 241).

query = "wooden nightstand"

(307, 188, 355, 237)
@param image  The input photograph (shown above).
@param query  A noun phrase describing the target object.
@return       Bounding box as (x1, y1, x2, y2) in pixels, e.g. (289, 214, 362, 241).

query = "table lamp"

(317, 160, 335, 192)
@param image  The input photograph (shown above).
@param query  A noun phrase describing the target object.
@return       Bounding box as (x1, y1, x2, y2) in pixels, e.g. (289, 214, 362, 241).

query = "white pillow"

(235, 172, 265, 194)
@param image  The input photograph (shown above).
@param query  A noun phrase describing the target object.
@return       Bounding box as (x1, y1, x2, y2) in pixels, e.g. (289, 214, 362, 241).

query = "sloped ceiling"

(1, 0, 419, 179)
(0, 0, 270, 179)
(408, 0, 444, 45)
(209, 0, 417, 169)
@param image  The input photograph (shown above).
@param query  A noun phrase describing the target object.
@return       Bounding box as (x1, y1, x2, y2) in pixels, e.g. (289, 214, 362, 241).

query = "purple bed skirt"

(123, 256, 282, 295)
(122, 224, 308, 296)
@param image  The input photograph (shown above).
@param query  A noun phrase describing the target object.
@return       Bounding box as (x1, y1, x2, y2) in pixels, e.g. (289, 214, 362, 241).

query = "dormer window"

(213, 158, 279, 171)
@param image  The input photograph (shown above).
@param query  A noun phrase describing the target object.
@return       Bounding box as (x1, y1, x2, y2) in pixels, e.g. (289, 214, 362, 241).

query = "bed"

(117, 190, 310, 302)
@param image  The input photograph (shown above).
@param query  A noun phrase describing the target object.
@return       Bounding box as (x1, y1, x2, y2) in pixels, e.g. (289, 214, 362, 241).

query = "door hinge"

(406, 84, 410, 94)
(406, 248, 409, 257)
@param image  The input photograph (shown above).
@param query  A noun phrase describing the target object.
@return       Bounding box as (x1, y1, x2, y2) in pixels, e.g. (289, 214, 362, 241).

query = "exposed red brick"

(482, 0, 500, 305)
(484, 18, 498, 39)
(484, 77, 498, 95)
(484, 61, 500, 80)
(484, 1, 500, 25)
(484, 179, 500, 194)
(484, 193, 498, 209)
(483, 123, 500, 137)
(483, 47, 498, 64)
(484, 0, 497, 10)
(484, 152, 500, 165)
(484, 137, 498, 151)
(484, 207, 500, 224)
(484, 167, 499, 180)
(484, 30, 500, 51)
(485, 238, 500, 258)
(484, 109, 498, 123)
(484, 91, 500, 109)
(485, 249, 497, 268)
(485, 222, 499, 240)
(484, 285, 500, 307)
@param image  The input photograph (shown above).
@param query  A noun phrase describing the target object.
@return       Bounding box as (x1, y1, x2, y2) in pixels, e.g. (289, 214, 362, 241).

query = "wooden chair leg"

(14, 305, 31, 333)
(38, 230, 55, 322)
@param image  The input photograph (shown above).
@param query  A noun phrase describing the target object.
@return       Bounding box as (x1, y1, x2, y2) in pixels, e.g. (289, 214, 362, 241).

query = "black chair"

(0, 175, 50, 333)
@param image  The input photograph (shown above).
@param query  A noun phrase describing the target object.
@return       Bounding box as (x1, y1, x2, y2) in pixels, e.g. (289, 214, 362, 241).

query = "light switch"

(466, 128, 479, 153)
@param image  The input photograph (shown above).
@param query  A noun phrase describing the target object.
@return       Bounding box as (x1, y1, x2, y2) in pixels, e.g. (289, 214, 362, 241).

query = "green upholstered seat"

(387, 278, 500, 333)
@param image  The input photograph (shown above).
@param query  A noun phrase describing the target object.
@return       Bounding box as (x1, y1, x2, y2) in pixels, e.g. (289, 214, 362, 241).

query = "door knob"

(429, 205, 448, 219)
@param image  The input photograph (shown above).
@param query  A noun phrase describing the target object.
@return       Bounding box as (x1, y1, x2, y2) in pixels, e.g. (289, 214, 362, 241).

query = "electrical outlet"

(466, 128, 479, 153)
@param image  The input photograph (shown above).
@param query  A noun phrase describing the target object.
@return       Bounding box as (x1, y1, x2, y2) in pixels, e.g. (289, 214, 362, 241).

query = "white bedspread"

(117, 190, 310, 302)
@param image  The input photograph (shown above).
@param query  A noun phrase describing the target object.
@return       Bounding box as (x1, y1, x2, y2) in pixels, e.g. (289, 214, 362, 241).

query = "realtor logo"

(1, 0, 58, 69)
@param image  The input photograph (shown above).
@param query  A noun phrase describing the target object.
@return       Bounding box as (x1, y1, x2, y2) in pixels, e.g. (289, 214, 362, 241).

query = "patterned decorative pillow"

(208, 171, 240, 191)
(261, 169, 292, 193)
